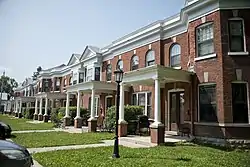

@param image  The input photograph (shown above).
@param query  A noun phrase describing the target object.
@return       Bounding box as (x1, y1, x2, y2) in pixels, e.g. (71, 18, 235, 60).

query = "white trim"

(194, 53, 217, 61)
(231, 81, 250, 124)
(197, 83, 216, 122)
(173, 66, 182, 70)
(105, 95, 113, 111)
(228, 52, 249, 56)
(167, 88, 185, 131)
(228, 17, 247, 53)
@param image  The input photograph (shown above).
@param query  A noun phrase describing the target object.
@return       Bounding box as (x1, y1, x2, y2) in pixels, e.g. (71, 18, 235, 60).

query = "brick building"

(14, 0, 250, 144)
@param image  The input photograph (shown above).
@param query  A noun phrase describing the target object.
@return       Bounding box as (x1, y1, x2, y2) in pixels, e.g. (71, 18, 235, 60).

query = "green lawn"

(0, 114, 54, 131)
(33, 145, 250, 167)
(12, 132, 114, 148)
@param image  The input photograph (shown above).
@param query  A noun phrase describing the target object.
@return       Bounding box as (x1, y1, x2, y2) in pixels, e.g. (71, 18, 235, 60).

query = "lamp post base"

(112, 154, 120, 159)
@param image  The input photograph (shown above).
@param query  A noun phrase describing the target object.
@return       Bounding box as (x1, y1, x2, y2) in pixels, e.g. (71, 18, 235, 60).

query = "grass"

(0, 114, 54, 131)
(12, 132, 114, 148)
(33, 145, 250, 167)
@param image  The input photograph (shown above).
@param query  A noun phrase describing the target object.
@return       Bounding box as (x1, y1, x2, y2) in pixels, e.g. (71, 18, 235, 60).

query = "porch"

(65, 80, 129, 130)
(14, 96, 36, 118)
(121, 64, 194, 144)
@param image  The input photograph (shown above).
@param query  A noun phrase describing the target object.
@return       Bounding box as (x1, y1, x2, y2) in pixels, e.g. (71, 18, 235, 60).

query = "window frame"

(228, 18, 246, 53)
(131, 91, 152, 118)
(130, 55, 139, 71)
(198, 83, 218, 123)
(196, 22, 215, 57)
(145, 50, 155, 67)
(106, 64, 112, 81)
(116, 59, 123, 70)
(170, 43, 181, 68)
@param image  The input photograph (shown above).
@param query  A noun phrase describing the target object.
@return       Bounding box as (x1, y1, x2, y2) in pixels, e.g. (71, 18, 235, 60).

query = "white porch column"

(152, 78, 163, 125)
(90, 89, 95, 118)
(15, 100, 18, 113)
(64, 92, 70, 118)
(39, 98, 43, 115)
(34, 98, 38, 115)
(44, 97, 48, 116)
(76, 91, 81, 118)
(119, 83, 125, 122)
(19, 99, 22, 113)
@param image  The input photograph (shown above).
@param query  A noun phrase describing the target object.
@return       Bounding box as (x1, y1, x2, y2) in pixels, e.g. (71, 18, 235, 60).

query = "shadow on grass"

(158, 140, 236, 152)
(9, 134, 17, 138)
(175, 157, 191, 162)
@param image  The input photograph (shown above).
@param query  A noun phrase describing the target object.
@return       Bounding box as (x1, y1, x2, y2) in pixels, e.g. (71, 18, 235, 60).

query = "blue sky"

(0, 0, 185, 83)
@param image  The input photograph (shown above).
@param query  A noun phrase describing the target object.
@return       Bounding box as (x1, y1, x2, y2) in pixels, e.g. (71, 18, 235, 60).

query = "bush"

(50, 108, 60, 124)
(58, 107, 89, 126)
(103, 105, 144, 131)
(24, 108, 35, 119)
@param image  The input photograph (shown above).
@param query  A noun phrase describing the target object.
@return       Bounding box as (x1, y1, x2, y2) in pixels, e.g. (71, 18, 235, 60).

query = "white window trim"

(170, 44, 181, 68)
(194, 53, 217, 62)
(167, 89, 185, 131)
(228, 52, 249, 56)
(231, 81, 250, 124)
(145, 50, 155, 67)
(105, 95, 113, 111)
(228, 17, 247, 53)
(196, 22, 215, 58)
(132, 91, 151, 117)
(197, 83, 217, 123)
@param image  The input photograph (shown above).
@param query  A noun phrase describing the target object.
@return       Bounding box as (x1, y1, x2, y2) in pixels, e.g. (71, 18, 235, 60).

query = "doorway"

(105, 96, 113, 111)
(168, 90, 184, 132)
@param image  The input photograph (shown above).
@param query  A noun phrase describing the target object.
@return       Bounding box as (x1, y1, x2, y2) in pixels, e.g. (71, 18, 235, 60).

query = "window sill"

(194, 53, 217, 62)
(228, 52, 249, 56)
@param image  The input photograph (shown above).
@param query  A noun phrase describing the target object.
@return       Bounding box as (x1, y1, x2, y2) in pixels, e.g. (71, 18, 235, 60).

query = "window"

(196, 23, 214, 57)
(232, 83, 249, 123)
(199, 84, 217, 122)
(56, 78, 60, 86)
(88, 96, 99, 116)
(131, 55, 139, 70)
(64, 78, 67, 86)
(116, 60, 123, 70)
(69, 77, 72, 85)
(106, 64, 112, 81)
(94, 67, 100, 81)
(170, 44, 181, 67)
(145, 50, 155, 67)
(87, 68, 93, 81)
(229, 19, 245, 52)
(131, 92, 152, 118)
(79, 72, 84, 83)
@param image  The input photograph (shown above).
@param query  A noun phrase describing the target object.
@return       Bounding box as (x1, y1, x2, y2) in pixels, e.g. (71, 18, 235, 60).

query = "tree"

(32, 66, 42, 80)
(0, 75, 18, 96)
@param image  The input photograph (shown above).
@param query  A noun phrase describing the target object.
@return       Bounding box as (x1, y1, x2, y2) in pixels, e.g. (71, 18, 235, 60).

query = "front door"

(169, 91, 184, 132)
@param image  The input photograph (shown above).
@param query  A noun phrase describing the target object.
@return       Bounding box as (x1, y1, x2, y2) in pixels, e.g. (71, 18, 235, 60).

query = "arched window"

(131, 55, 139, 70)
(170, 44, 181, 67)
(145, 50, 155, 67)
(106, 64, 112, 81)
(69, 77, 72, 85)
(116, 60, 123, 70)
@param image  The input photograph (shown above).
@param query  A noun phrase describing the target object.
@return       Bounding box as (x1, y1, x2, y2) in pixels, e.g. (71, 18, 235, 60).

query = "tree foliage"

(0, 75, 18, 96)
(32, 66, 42, 80)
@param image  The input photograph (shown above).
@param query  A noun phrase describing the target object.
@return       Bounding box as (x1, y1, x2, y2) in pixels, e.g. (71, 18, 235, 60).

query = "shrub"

(50, 108, 60, 124)
(24, 108, 35, 119)
(58, 107, 89, 126)
(103, 105, 144, 131)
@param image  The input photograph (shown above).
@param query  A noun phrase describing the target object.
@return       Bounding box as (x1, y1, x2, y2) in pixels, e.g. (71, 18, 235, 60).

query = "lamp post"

(0, 71, 5, 114)
(112, 69, 124, 159)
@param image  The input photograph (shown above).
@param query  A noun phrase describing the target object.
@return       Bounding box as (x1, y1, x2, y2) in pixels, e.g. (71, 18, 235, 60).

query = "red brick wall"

(220, 9, 250, 123)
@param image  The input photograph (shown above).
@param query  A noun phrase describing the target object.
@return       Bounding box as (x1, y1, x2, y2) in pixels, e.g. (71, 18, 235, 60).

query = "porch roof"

(66, 81, 120, 94)
(34, 92, 67, 99)
(15, 96, 36, 102)
(123, 64, 193, 86)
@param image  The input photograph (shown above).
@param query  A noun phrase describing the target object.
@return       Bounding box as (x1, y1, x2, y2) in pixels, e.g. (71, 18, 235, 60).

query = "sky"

(0, 0, 185, 83)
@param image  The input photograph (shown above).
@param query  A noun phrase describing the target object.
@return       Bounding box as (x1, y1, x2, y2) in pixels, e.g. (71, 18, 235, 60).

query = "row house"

(14, 0, 250, 144)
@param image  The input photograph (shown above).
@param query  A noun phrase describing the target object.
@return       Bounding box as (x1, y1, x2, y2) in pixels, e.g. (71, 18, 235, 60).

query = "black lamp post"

(112, 69, 124, 159)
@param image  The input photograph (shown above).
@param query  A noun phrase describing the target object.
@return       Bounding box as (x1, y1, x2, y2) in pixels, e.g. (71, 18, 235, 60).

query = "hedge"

(24, 108, 35, 119)
(57, 107, 90, 126)
(103, 105, 144, 131)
